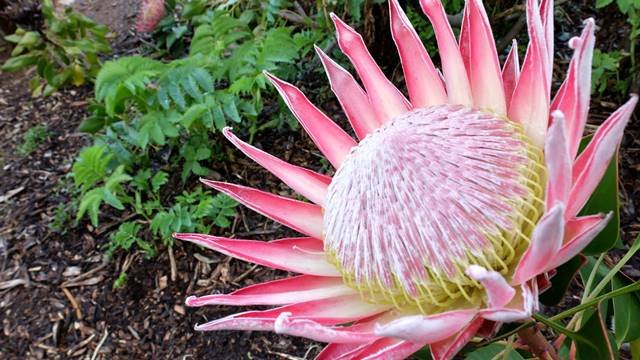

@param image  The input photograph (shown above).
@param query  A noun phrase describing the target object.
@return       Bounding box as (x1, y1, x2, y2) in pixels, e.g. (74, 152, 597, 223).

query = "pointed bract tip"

(330, 13, 353, 33)
(274, 312, 293, 334)
(199, 177, 222, 190)
(221, 126, 234, 138)
(185, 295, 199, 307)
(314, 44, 328, 60)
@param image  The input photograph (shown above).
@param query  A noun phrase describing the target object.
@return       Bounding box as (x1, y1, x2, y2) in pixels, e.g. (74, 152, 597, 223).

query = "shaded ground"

(1, 1, 639, 359)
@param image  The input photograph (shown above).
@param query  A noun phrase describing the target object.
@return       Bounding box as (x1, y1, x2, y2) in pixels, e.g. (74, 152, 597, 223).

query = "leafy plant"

(105, 221, 156, 258)
(69, 0, 372, 284)
(17, 124, 51, 156)
(141, 0, 212, 56)
(1, 0, 111, 96)
(592, 49, 627, 96)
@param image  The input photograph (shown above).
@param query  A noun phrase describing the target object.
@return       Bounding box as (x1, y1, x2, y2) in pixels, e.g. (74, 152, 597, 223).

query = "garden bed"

(1, 0, 639, 359)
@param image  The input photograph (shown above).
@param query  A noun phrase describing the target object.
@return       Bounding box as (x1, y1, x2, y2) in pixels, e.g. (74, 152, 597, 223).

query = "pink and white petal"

(551, 20, 595, 157)
(480, 283, 536, 322)
(430, 318, 484, 360)
(275, 312, 380, 344)
(316, 343, 367, 360)
(331, 14, 410, 121)
(356, 338, 425, 360)
(195, 295, 391, 331)
(568, 95, 638, 217)
(265, 72, 357, 168)
(420, 0, 472, 106)
(185, 275, 352, 307)
(374, 309, 477, 344)
(201, 180, 324, 239)
(539, 0, 554, 82)
(315, 47, 381, 138)
(545, 111, 572, 207)
(502, 39, 520, 107)
(173, 234, 339, 276)
(315, 315, 391, 359)
(459, 0, 506, 114)
(466, 265, 515, 308)
(389, 0, 447, 108)
(508, 0, 550, 147)
(511, 204, 565, 285)
(550, 19, 595, 159)
(546, 213, 612, 271)
(222, 128, 331, 205)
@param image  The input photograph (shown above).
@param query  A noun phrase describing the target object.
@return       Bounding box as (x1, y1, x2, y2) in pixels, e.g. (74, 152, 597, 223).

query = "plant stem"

(517, 326, 560, 360)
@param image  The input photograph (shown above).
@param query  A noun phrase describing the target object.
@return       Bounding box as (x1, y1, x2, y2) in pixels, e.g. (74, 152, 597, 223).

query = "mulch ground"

(1, 1, 639, 359)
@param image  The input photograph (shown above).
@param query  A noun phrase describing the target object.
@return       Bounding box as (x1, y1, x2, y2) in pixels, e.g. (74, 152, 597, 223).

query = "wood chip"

(60, 276, 103, 288)
(0, 278, 28, 290)
(158, 276, 167, 290)
(173, 305, 185, 316)
(0, 186, 24, 203)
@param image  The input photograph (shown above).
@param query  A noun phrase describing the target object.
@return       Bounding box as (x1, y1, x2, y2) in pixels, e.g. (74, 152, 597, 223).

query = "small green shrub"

(17, 125, 51, 156)
(592, 49, 628, 96)
(1, 0, 111, 96)
(68, 0, 374, 284)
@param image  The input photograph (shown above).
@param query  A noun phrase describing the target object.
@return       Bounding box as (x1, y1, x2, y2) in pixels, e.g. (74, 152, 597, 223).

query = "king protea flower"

(174, 0, 637, 358)
(135, 0, 165, 33)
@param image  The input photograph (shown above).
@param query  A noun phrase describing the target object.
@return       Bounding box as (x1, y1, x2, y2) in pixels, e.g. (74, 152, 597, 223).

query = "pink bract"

(174, 0, 637, 359)
(135, 0, 165, 33)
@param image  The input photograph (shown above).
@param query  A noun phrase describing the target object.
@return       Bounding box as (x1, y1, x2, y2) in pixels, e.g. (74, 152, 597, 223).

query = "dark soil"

(0, 1, 639, 360)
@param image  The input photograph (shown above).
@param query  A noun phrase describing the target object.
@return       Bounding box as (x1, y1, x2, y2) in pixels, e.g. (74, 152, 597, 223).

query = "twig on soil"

(168, 246, 177, 282)
(497, 14, 526, 53)
(61, 286, 83, 320)
(66, 334, 96, 356)
(234, 228, 280, 237)
(0, 278, 28, 290)
(91, 329, 109, 360)
(232, 264, 259, 284)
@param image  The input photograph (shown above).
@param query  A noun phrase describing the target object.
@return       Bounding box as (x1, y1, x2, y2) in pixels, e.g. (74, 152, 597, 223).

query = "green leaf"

(465, 343, 525, 360)
(2, 54, 40, 72)
(575, 301, 618, 360)
(102, 188, 125, 210)
(77, 188, 104, 226)
(78, 115, 107, 133)
(72, 145, 112, 192)
(611, 273, 640, 343)
(631, 339, 640, 360)
(578, 136, 620, 255)
(105, 165, 132, 190)
(221, 95, 241, 123)
(596, 0, 615, 7)
(180, 104, 207, 128)
(192, 67, 214, 92)
(167, 82, 186, 109)
(540, 256, 587, 306)
(151, 171, 169, 192)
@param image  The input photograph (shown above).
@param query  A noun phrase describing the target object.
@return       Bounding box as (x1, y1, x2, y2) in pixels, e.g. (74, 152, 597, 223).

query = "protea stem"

(517, 325, 560, 360)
